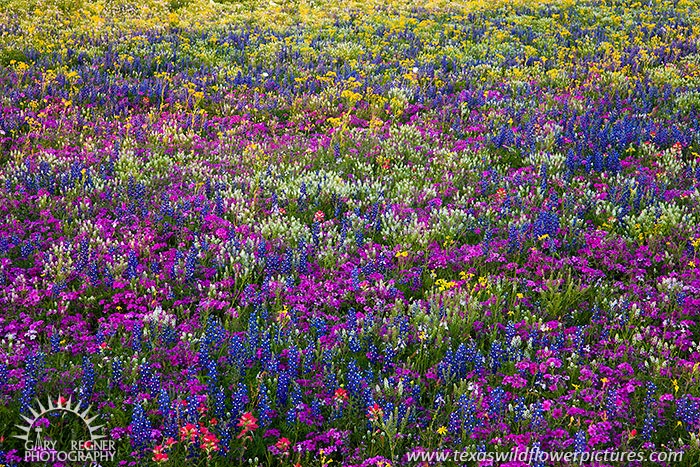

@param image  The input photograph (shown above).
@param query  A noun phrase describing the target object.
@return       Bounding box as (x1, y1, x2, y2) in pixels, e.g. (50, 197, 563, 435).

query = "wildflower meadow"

(1, 0, 700, 465)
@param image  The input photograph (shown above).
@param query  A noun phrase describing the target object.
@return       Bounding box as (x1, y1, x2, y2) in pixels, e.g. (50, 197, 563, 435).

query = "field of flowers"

(1, 0, 700, 465)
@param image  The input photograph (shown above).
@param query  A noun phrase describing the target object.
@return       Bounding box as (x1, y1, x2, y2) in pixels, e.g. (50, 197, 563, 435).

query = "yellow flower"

(340, 89, 362, 105)
(435, 279, 457, 291)
(459, 271, 474, 281)
(327, 117, 342, 127)
(395, 250, 408, 258)
(277, 306, 289, 324)
(672, 379, 679, 393)
(437, 426, 447, 436)
(369, 117, 384, 131)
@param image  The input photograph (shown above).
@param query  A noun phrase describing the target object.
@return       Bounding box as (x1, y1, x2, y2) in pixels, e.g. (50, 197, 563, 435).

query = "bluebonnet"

(533, 209, 559, 239)
(351, 267, 360, 290)
(160, 325, 177, 347)
(260, 331, 276, 372)
(139, 362, 159, 396)
(297, 239, 308, 274)
(340, 217, 348, 243)
(531, 401, 545, 430)
(229, 334, 247, 369)
(489, 340, 504, 372)
(79, 356, 95, 409)
(346, 359, 364, 396)
(88, 261, 100, 286)
(132, 323, 143, 352)
(126, 249, 139, 280)
(355, 230, 364, 247)
(213, 387, 226, 420)
(21, 240, 34, 258)
(574, 430, 587, 452)
(50, 333, 61, 353)
(277, 371, 290, 407)
(565, 149, 577, 177)
(184, 247, 197, 283)
(532, 441, 545, 467)
(592, 149, 604, 172)
(158, 389, 170, 416)
(311, 316, 327, 338)
(258, 383, 272, 427)
(286, 344, 300, 377)
(76, 238, 89, 272)
(185, 394, 199, 423)
(302, 343, 315, 374)
(574, 326, 585, 354)
(505, 321, 517, 356)
(312, 221, 320, 247)
(606, 149, 621, 173)
(111, 357, 123, 389)
(287, 384, 303, 424)
(281, 248, 293, 275)
(20, 352, 44, 414)
(605, 389, 618, 420)
(366, 343, 380, 365)
(676, 395, 700, 428)
(489, 386, 506, 419)
(311, 397, 322, 421)
(298, 182, 307, 211)
(231, 382, 248, 422)
(482, 223, 492, 253)
(348, 331, 362, 353)
(513, 396, 527, 423)
(454, 343, 468, 379)
(130, 403, 152, 450)
(0, 363, 7, 391)
(539, 163, 548, 193)
(507, 225, 521, 252)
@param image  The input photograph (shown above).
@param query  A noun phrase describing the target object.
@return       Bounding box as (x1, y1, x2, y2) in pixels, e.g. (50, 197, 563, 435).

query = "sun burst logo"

(13, 395, 116, 464)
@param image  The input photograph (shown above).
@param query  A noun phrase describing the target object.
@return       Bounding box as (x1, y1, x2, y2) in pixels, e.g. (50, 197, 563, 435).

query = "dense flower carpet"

(1, 0, 700, 465)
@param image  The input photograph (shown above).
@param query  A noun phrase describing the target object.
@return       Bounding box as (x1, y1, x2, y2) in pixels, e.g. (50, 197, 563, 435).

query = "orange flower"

(334, 387, 349, 405)
(200, 431, 220, 453)
(367, 403, 384, 423)
(237, 412, 259, 439)
(275, 437, 291, 452)
(153, 445, 168, 463)
(179, 423, 198, 442)
(493, 187, 507, 204)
